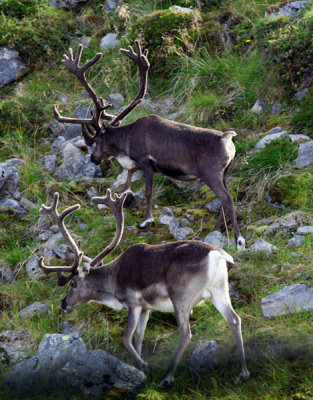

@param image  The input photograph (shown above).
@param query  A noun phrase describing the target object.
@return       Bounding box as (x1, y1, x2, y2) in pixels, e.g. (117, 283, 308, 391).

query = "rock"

(54, 143, 102, 179)
(13, 82, 26, 96)
(179, 218, 189, 228)
(36, 230, 54, 242)
(48, 121, 81, 140)
(58, 93, 68, 102)
(203, 231, 224, 248)
(108, 93, 124, 108)
(265, 1, 311, 18)
(53, 244, 73, 260)
(0, 160, 21, 198)
(205, 198, 222, 213)
(249, 239, 278, 254)
(0, 47, 28, 87)
(296, 140, 313, 168)
(251, 99, 265, 114)
(48, 0, 88, 10)
(78, 223, 87, 230)
(297, 226, 313, 235)
(261, 283, 313, 317)
(38, 154, 57, 172)
(162, 207, 175, 216)
(20, 197, 36, 210)
(0, 198, 26, 215)
(126, 190, 146, 208)
(169, 219, 193, 241)
(19, 302, 48, 318)
(25, 256, 42, 281)
(189, 340, 219, 381)
(0, 267, 16, 284)
(263, 221, 298, 237)
(50, 136, 66, 153)
(271, 102, 280, 114)
(43, 232, 63, 253)
(268, 126, 282, 135)
(4, 333, 146, 399)
(0, 330, 33, 365)
(100, 33, 120, 50)
(170, 5, 193, 12)
(60, 321, 82, 336)
(288, 134, 311, 143)
(158, 214, 176, 226)
(105, 0, 120, 12)
(288, 235, 305, 248)
(112, 169, 143, 191)
(255, 131, 288, 150)
(295, 88, 308, 100)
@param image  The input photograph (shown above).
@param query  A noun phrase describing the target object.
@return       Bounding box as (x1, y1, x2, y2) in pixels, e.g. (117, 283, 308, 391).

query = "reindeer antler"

(38, 193, 83, 286)
(90, 189, 128, 267)
(53, 44, 115, 145)
(110, 40, 150, 127)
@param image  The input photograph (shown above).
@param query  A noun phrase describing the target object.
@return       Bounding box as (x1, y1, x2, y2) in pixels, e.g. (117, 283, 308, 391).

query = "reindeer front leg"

(123, 305, 149, 371)
(134, 309, 150, 357)
(138, 163, 154, 228)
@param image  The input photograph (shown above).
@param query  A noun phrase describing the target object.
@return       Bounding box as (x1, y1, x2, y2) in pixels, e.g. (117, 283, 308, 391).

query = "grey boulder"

(189, 340, 219, 381)
(296, 140, 313, 169)
(0, 47, 28, 87)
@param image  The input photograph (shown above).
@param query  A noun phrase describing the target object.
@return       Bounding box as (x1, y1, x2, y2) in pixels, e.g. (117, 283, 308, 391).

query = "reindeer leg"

(123, 305, 149, 371)
(204, 176, 245, 251)
(134, 309, 150, 357)
(158, 306, 192, 387)
(123, 168, 138, 208)
(211, 289, 250, 384)
(138, 164, 154, 228)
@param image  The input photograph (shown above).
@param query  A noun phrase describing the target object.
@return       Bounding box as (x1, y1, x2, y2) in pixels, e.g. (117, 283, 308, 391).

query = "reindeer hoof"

(234, 368, 250, 385)
(158, 375, 174, 388)
(236, 236, 246, 252)
(137, 218, 154, 229)
(123, 190, 134, 208)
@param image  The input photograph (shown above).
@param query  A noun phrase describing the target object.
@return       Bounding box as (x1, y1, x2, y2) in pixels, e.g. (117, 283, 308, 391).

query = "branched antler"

(90, 189, 127, 267)
(38, 193, 83, 285)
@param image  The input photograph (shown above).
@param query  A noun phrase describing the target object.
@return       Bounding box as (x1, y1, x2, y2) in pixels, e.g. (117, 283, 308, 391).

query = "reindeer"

(38, 189, 250, 387)
(52, 41, 245, 250)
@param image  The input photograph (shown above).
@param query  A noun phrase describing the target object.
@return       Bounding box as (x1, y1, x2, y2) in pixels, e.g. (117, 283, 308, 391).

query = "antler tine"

(89, 189, 127, 267)
(38, 193, 83, 278)
(110, 40, 150, 127)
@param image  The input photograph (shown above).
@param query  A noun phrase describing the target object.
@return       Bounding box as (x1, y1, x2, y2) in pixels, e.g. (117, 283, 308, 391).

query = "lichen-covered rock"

(205, 198, 222, 213)
(25, 256, 42, 281)
(48, 121, 82, 140)
(261, 284, 313, 317)
(288, 235, 305, 248)
(249, 239, 278, 254)
(0, 198, 26, 215)
(0, 47, 28, 87)
(202, 231, 234, 250)
(3, 333, 146, 399)
(169, 219, 193, 241)
(19, 302, 48, 318)
(0, 330, 33, 365)
(265, 1, 311, 19)
(296, 140, 313, 168)
(255, 131, 288, 150)
(297, 225, 313, 235)
(0, 160, 22, 198)
(38, 155, 57, 173)
(189, 340, 219, 381)
(100, 33, 120, 50)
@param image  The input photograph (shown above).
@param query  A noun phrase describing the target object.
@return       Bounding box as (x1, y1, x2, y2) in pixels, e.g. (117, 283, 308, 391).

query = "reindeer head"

(38, 189, 127, 312)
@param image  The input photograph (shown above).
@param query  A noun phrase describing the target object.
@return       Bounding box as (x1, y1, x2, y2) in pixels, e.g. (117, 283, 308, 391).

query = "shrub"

(291, 87, 313, 136)
(0, 0, 44, 18)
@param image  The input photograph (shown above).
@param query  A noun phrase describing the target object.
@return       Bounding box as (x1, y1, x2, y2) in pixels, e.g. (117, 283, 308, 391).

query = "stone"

(265, 1, 311, 18)
(0, 47, 28, 87)
(0, 198, 26, 215)
(0, 267, 16, 284)
(189, 340, 219, 381)
(78, 223, 87, 230)
(38, 154, 57, 172)
(249, 239, 278, 254)
(36, 230, 54, 242)
(126, 190, 146, 208)
(49, 121, 82, 140)
(19, 302, 48, 318)
(295, 88, 308, 100)
(179, 218, 190, 228)
(48, 0, 88, 10)
(261, 283, 313, 317)
(263, 221, 298, 237)
(158, 214, 176, 226)
(288, 235, 305, 248)
(162, 207, 175, 216)
(108, 93, 124, 108)
(50, 135, 66, 153)
(60, 321, 81, 336)
(169, 219, 193, 241)
(0, 160, 21, 198)
(4, 333, 146, 398)
(297, 226, 313, 235)
(205, 198, 222, 213)
(271, 102, 280, 114)
(203, 231, 225, 248)
(251, 99, 265, 114)
(20, 197, 36, 210)
(54, 143, 102, 179)
(25, 256, 42, 281)
(170, 5, 193, 12)
(288, 134, 311, 143)
(112, 169, 143, 191)
(100, 33, 120, 50)
(268, 126, 282, 135)
(255, 131, 288, 150)
(296, 140, 313, 168)
(105, 0, 120, 12)
(43, 232, 63, 253)
(0, 330, 33, 365)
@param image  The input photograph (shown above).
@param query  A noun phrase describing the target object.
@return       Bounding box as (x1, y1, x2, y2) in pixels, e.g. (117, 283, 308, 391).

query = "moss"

(269, 168, 313, 212)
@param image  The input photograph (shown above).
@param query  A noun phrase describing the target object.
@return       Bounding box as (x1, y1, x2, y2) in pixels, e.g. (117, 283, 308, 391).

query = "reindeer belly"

(142, 283, 175, 313)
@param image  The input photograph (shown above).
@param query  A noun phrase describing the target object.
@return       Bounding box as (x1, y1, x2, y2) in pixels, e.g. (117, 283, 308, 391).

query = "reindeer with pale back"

(53, 41, 245, 250)
(38, 190, 250, 386)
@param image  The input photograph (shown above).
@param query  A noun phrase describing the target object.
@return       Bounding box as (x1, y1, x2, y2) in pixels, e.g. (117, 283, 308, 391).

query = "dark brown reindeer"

(38, 189, 250, 387)
(53, 41, 245, 250)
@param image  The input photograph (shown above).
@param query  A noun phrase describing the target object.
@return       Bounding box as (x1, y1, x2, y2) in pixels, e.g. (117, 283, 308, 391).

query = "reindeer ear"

(78, 263, 90, 278)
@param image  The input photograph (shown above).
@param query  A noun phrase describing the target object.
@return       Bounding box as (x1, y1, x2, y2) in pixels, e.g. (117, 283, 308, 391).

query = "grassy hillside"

(0, 0, 313, 399)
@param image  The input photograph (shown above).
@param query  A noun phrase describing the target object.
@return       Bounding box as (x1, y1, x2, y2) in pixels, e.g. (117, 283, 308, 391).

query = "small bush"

(0, 0, 44, 18)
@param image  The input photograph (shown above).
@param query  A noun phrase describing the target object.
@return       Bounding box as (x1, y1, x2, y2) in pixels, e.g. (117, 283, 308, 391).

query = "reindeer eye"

(70, 280, 76, 288)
